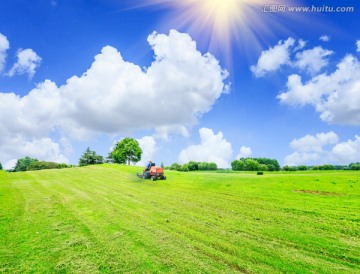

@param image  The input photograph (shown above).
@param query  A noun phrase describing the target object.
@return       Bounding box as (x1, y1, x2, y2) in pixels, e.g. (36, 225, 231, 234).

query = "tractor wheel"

(151, 176, 157, 181)
(161, 175, 166, 180)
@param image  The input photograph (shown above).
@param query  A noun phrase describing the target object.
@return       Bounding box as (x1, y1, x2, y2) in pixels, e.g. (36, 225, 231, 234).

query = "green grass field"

(1, 165, 359, 273)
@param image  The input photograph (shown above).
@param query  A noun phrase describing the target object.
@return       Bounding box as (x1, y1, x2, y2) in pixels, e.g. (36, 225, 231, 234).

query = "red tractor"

(137, 163, 166, 181)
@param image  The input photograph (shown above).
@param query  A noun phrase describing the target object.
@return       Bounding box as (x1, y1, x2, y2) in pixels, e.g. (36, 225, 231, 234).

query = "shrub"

(257, 171, 264, 175)
(27, 161, 69, 171)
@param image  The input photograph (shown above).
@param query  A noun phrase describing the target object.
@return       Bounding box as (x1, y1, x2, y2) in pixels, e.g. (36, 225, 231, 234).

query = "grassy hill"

(0, 165, 359, 273)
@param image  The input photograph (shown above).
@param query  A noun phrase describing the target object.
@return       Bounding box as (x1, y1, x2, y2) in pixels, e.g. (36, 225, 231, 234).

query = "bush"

(27, 161, 69, 171)
(257, 171, 264, 175)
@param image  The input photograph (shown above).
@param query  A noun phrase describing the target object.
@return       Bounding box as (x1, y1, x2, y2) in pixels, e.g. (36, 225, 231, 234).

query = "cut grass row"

(0, 165, 359, 273)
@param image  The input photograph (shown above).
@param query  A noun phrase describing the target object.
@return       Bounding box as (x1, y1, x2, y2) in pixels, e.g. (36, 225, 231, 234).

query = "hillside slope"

(0, 165, 359, 273)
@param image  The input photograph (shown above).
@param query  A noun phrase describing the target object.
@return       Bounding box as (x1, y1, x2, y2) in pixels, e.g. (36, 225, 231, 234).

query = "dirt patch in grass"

(294, 189, 341, 196)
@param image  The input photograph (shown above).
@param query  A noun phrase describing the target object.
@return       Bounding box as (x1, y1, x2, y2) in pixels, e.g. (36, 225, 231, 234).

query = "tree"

(349, 162, 360, 170)
(14, 156, 38, 172)
(79, 147, 104, 166)
(258, 164, 268, 171)
(170, 163, 181, 171)
(244, 159, 260, 171)
(231, 159, 244, 171)
(0, 162, 2, 170)
(188, 161, 199, 171)
(111, 138, 142, 165)
(208, 162, 217, 170)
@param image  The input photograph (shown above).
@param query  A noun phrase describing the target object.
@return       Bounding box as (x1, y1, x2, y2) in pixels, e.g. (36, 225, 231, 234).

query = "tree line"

(167, 161, 218, 172)
(2, 137, 360, 172)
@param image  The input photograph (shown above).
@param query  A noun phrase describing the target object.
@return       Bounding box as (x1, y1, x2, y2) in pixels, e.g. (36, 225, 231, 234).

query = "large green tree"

(14, 156, 38, 172)
(111, 138, 142, 165)
(79, 147, 104, 166)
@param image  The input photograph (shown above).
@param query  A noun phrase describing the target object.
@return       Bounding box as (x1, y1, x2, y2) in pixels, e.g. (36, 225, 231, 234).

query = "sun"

(130, 0, 301, 67)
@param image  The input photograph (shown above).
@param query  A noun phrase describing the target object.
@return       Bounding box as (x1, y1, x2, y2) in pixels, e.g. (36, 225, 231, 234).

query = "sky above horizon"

(1, 0, 360, 169)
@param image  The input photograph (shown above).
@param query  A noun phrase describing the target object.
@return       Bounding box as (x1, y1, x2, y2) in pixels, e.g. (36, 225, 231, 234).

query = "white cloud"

(0, 30, 228, 166)
(7, 48, 42, 78)
(319, 35, 330, 42)
(294, 46, 333, 75)
(284, 151, 322, 166)
(357, 40, 360, 52)
(137, 136, 157, 166)
(251, 37, 295, 77)
(278, 54, 360, 126)
(289, 132, 338, 153)
(0, 33, 10, 73)
(236, 146, 252, 159)
(294, 39, 307, 51)
(332, 136, 360, 163)
(178, 128, 233, 168)
(2, 138, 68, 170)
(284, 132, 360, 166)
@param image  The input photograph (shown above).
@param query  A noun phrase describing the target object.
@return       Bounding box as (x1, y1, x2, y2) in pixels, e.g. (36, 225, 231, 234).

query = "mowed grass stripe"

(0, 166, 359, 273)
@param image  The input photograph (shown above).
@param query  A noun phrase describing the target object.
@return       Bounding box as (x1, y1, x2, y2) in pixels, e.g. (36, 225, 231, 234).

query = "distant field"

(0, 165, 359, 273)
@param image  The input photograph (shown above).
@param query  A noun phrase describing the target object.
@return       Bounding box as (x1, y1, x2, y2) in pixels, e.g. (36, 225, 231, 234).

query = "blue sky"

(1, 0, 360, 169)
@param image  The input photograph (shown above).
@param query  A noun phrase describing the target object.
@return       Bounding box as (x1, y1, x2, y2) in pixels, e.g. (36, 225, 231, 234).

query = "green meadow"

(0, 165, 359, 273)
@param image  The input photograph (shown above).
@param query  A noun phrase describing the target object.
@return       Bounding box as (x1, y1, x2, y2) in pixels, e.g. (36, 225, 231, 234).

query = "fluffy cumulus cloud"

(294, 46, 333, 75)
(137, 136, 157, 166)
(251, 38, 295, 77)
(253, 37, 360, 126)
(0, 30, 228, 167)
(251, 37, 333, 77)
(7, 48, 42, 79)
(278, 54, 360, 125)
(332, 136, 360, 163)
(0, 33, 10, 73)
(178, 128, 233, 168)
(357, 40, 360, 52)
(236, 146, 252, 159)
(284, 132, 360, 166)
(289, 132, 339, 153)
